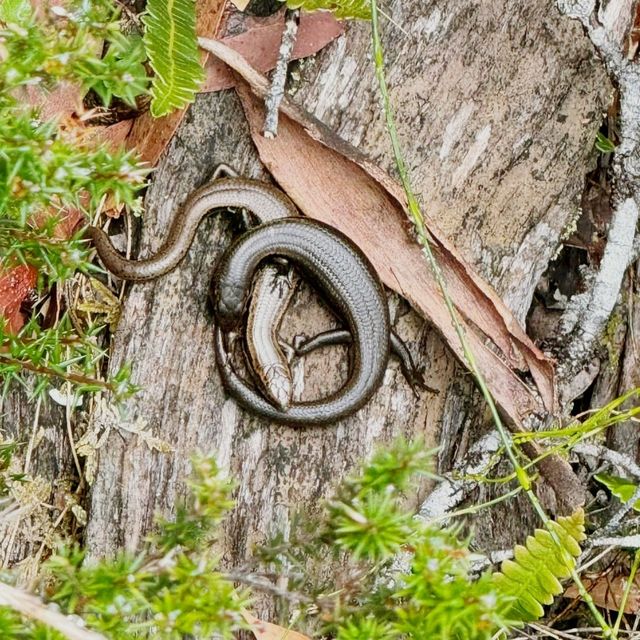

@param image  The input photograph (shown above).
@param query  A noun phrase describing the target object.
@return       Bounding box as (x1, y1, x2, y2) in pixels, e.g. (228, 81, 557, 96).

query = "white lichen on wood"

(556, 0, 640, 395)
(451, 124, 492, 188)
(558, 197, 638, 387)
(417, 432, 501, 522)
(439, 101, 475, 161)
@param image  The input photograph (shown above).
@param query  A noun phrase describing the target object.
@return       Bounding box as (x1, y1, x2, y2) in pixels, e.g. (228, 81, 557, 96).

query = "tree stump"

(2, 0, 613, 619)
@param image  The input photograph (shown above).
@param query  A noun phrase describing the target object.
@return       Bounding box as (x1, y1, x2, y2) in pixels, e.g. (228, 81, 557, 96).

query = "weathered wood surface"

(2, 0, 612, 605)
(0, 395, 76, 579)
(86, 0, 609, 563)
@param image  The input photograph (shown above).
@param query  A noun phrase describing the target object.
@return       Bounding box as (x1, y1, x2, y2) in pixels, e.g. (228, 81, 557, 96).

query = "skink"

(86, 178, 300, 409)
(213, 218, 391, 425)
(89, 177, 429, 424)
(86, 179, 299, 280)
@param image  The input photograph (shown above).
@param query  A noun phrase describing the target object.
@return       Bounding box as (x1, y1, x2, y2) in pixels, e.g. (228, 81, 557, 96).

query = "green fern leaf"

(283, 0, 372, 21)
(492, 509, 586, 622)
(142, 0, 204, 117)
(595, 474, 640, 511)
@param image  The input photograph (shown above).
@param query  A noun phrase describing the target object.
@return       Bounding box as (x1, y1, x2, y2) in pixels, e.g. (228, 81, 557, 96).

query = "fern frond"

(283, 0, 372, 21)
(142, 0, 204, 117)
(492, 509, 586, 621)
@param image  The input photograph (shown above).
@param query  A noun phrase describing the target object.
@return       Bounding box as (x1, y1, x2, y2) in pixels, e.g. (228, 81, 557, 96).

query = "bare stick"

(263, 9, 300, 138)
(0, 582, 107, 640)
(574, 442, 640, 479)
(558, 198, 638, 392)
(590, 534, 640, 548)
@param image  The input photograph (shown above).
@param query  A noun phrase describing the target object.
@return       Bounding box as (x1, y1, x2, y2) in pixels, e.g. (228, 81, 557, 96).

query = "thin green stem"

(369, 0, 524, 488)
(613, 549, 640, 635)
(426, 486, 523, 525)
(369, 1, 614, 636)
(0, 353, 113, 392)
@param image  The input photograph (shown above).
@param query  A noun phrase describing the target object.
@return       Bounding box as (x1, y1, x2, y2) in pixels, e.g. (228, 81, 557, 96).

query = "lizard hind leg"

(294, 329, 438, 396)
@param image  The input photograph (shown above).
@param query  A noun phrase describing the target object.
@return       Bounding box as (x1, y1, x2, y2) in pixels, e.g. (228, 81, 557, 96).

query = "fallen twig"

(0, 582, 107, 640)
(590, 534, 640, 548)
(574, 442, 640, 479)
(263, 9, 300, 138)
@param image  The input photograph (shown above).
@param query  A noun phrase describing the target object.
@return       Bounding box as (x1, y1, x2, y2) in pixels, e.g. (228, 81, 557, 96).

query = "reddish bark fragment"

(0, 266, 38, 333)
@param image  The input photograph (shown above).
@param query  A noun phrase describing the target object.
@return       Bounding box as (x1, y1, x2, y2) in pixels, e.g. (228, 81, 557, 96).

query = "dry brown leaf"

(0, 266, 37, 333)
(25, 81, 82, 121)
(241, 610, 311, 640)
(565, 573, 640, 614)
(92, 119, 134, 150)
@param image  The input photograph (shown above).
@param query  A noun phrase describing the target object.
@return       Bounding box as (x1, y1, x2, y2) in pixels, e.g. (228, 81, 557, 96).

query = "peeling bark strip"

(198, 37, 556, 425)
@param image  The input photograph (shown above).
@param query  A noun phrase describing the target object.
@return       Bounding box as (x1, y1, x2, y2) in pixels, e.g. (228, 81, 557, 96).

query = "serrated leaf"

(492, 509, 585, 622)
(595, 473, 640, 511)
(517, 543, 570, 580)
(535, 567, 563, 597)
(143, 0, 205, 117)
(556, 511, 586, 540)
(549, 527, 582, 557)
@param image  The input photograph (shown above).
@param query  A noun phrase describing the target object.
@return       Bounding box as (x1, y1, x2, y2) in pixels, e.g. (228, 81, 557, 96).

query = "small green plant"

(0, 315, 137, 400)
(0, 1, 149, 109)
(0, 0, 148, 399)
(77, 30, 149, 108)
(0, 439, 615, 639)
(492, 509, 586, 621)
(595, 474, 640, 511)
(252, 439, 518, 639)
(0, 456, 249, 639)
(326, 437, 434, 562)
(142, 0, 204, 117)
(512, 388, 640, 454)
(0, 0, 31, 24)
(595, 131, 616, 153)
(282, 0, 372, 20)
